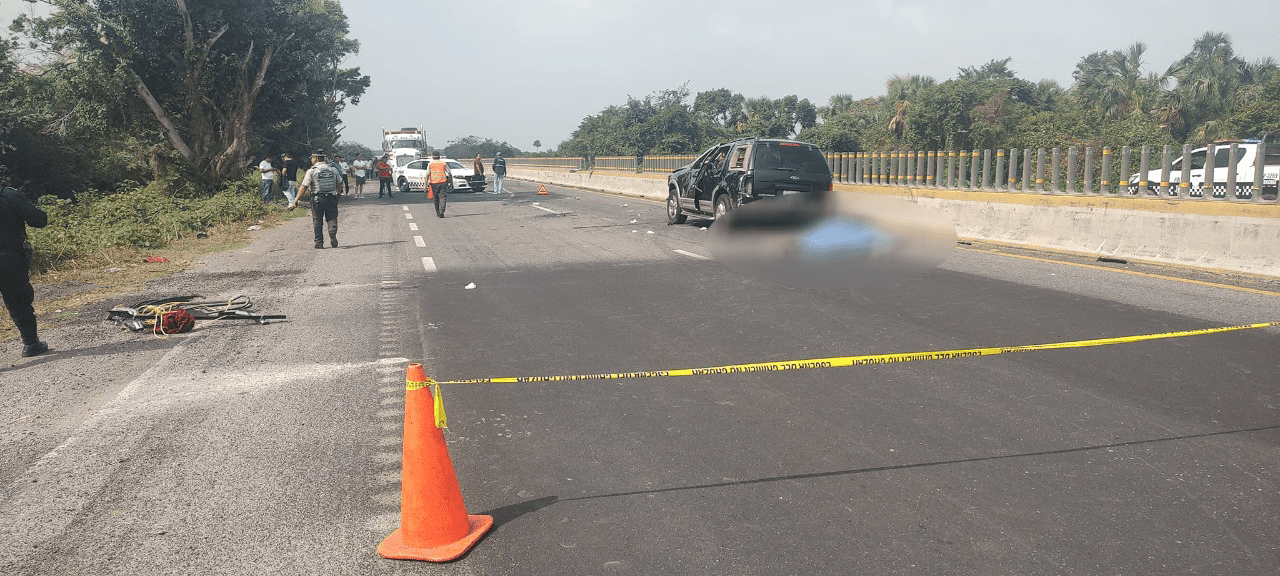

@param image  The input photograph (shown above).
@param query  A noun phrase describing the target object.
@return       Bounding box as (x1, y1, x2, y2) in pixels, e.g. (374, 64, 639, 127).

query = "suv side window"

(729, 145, 750, 171)
(708, 145, 730, 171)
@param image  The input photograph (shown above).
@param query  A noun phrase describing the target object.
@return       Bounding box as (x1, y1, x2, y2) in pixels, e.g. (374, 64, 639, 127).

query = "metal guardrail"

(825, 144, 1277, 203)
(502, 144, 1277, 203)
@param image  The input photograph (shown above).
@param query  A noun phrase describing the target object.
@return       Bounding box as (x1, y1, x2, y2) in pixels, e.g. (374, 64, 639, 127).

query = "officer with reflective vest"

(0, 186, 49, 356)
(292, 150, 344, 248)
(427, 151, 452, 218)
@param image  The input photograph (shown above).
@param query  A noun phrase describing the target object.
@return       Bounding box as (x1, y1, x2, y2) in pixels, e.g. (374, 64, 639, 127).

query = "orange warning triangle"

(536, 184, 549, 195)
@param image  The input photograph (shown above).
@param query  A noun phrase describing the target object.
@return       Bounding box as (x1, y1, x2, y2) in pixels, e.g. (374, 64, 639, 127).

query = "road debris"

(107, 295, 285, 335)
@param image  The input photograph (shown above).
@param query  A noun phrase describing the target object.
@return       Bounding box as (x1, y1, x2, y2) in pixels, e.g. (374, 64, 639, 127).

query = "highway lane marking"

(405, 213, 414, 220)
(402, 206, 409, 210)
(673, 249, 710, 260)
(962, 247, 1279, 297)
(414, 236, 426, 248)
(531, 204, 560, 214)
(422, 257, 437, 274)
(409, 223, 418, 231)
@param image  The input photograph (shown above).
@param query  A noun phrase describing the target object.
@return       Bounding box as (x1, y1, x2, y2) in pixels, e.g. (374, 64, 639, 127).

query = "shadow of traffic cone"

(378, 363, 493, 562)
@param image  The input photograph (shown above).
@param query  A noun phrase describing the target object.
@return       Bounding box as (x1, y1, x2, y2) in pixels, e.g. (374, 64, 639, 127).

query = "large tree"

(1166, 32, 1277, 143)
(12, 0, 368, 187)
(1072, 42, 1166, 124)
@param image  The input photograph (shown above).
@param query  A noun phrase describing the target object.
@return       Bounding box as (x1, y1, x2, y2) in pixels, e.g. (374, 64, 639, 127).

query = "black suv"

(667, 138, 833, 224)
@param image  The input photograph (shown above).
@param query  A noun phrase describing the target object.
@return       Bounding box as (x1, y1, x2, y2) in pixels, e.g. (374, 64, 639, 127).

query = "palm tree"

(887, 100, 909, 139)
(1166, 32, 1278, 143)
(1074, 42, 1166, 122)
(883, 75, 934, 143)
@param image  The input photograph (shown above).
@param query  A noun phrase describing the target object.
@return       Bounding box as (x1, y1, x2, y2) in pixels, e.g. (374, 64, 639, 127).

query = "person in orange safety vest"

(427, 151, 452, 218)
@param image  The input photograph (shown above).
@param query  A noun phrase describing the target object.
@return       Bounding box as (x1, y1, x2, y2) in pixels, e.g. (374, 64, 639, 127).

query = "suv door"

(692, 145, 731, 210)
(720, 142, 753, 204)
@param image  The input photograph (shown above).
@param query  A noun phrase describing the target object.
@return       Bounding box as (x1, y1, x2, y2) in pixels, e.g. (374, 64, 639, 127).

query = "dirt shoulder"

(3, 210, 306, 347)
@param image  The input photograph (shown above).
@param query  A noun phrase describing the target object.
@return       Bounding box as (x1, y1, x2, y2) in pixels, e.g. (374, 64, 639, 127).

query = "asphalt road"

(2, 179, 1278, 575)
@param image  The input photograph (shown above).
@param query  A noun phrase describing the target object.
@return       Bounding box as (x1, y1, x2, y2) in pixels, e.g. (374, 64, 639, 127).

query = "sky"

(5, 0, 1279, 153)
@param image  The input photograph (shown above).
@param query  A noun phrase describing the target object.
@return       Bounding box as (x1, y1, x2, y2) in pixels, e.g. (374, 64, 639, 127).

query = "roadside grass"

(1, 208, 303, 343)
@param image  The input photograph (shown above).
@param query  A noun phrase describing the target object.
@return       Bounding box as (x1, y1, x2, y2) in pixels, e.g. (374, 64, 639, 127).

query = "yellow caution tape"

(406, 376, 448, 429)
(433, 384, 447, 429)
(436, 321, 1279, 386)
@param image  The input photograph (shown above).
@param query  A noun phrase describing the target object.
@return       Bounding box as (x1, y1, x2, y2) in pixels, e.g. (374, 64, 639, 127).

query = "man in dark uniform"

(0, 186, 49, 356)
(290, 150, 343, 248)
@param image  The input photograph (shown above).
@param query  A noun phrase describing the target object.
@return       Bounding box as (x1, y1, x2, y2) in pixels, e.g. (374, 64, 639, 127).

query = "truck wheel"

(667, 191, 686, 224)
(714, 194, 732, 220)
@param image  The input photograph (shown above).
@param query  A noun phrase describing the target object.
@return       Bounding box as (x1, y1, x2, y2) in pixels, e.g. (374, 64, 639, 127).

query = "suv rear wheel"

(714, 194, 732, 220)
(667, 190, 687, 224)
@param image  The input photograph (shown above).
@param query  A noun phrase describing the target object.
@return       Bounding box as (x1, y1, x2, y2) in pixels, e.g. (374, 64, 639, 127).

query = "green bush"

(27, 174, 269, 270)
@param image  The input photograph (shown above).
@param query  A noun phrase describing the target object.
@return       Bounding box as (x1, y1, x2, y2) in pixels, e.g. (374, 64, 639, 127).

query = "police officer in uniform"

(291, 150, 343, 248)
(0, 186, 49, 356)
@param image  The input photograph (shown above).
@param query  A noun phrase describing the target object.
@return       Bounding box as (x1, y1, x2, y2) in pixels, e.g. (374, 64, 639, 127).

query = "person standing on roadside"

(427, 150, 452, 218)
(352, 154, 370, 197)
(492, 151, 507, 195)
(258, 155, 277, 203)
(473, 154, 486, 192)
(290, 150, 344, 249)
(0, 186, 49, 357)
(376, 155, 394, 198)
(279, 153, 301, 208)
(334, 155, 351, 195)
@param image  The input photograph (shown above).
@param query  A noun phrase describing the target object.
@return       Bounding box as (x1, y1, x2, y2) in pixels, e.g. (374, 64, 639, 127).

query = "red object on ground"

(144, 257, 169, 263)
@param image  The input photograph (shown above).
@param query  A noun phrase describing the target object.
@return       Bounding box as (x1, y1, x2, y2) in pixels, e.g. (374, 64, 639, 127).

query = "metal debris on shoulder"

(107, 295, 286, 332)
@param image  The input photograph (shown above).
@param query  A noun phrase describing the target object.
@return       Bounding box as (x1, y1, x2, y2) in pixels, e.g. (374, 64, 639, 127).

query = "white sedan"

(397, 159, 480, 193)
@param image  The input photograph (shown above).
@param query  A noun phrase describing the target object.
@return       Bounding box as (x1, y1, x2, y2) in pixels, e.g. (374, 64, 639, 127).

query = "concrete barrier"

(509, 167, 1280, 277)
(511, 167, 667, 201)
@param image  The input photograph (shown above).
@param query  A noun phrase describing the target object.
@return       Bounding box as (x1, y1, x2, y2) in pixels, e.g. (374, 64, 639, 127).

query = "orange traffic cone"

(427, 186, 434, 199)
(536, 184, 549, 195)
(378, 363, 493, 562)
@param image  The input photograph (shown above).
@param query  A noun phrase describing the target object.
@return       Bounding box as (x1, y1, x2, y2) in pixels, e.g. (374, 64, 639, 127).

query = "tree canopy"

(559, 32, 1277, 160)
(559, 84, 816, 160)
(4, 0, 368, 195)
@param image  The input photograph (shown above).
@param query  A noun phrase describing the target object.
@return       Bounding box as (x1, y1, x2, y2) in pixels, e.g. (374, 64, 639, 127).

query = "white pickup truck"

(1129, 140, 1279, 199)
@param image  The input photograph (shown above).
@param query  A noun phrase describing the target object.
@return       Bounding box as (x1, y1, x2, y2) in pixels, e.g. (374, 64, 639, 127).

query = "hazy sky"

(5, 1, 1279, 153)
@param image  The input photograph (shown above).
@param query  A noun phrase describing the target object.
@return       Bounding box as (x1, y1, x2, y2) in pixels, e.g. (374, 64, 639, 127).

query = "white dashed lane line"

(409, 223, 418, 231)
(673, 249, 711, 260)
(414, 236, 426, 248)
(421, 257, 437, 274)
(405, 213, 413, 220)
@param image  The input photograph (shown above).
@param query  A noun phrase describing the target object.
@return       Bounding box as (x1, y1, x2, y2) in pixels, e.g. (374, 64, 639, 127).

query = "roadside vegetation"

(1, 0, 367, 266)
(555, 33, 1280, 161)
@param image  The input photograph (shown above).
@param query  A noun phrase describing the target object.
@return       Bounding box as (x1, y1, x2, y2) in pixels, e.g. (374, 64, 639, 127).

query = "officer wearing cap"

(0, 186, 49, 356)
(291, 150, 344, 249)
